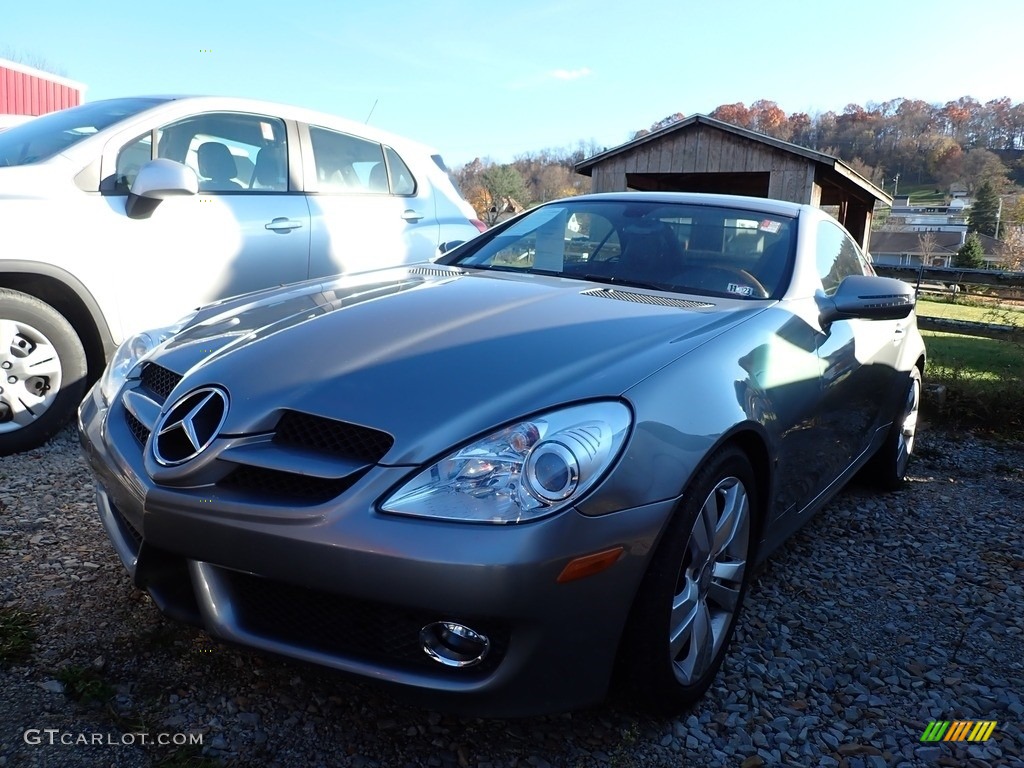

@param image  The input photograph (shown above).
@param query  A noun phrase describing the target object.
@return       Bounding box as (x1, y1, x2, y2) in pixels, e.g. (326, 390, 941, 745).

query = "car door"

(96, 111, 311, 336)
(302, 124, 439, 278)
(813, 220, 902, 472)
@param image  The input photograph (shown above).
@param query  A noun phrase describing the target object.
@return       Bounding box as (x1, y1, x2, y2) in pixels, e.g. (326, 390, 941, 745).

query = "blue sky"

(4, 0, 1023, 166)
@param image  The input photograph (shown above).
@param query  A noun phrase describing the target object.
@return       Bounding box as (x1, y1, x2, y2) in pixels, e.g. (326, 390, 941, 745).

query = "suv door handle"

(265, 217, 303, 232)
(401, 209, 425, 223)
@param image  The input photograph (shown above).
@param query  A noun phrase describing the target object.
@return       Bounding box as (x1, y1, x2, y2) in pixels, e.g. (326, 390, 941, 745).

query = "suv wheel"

(0, 288, 87, 455)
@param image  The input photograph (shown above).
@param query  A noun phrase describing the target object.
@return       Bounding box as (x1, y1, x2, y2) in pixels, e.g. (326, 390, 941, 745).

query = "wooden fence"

(872, 264, 1024, 343)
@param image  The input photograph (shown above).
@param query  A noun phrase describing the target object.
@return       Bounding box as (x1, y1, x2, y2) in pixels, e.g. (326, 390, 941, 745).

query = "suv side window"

(816, 220, 868, 295)
(113, 113, 287, 194)
(384, 146, 416, 195)
(113, 131, 153, 192)
(309, 126, 388, 193)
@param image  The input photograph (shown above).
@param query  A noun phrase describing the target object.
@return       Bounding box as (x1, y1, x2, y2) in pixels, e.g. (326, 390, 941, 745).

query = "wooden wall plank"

(694, 128, 710, 172)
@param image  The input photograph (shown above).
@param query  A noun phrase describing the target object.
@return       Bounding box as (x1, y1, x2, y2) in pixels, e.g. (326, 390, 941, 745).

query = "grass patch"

(896, 182, 947, 204)
(921, 330, 1024, 435)
(0, 608, 37, 665)
(56, 665, 115, 704)
(923, 330, 1024, 381)
(917, 297, 1024, 328)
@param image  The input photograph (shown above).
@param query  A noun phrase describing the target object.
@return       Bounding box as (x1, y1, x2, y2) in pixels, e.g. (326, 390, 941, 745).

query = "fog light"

(420, 621, 490, 667)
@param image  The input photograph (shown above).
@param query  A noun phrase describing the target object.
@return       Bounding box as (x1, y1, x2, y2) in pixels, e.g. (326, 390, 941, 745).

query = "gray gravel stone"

(1, 425, 1022, 767)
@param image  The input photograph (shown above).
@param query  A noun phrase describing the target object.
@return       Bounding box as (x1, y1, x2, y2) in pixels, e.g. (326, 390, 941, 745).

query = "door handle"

(265, 217, 303, 232)
(401, 209, 425, 223)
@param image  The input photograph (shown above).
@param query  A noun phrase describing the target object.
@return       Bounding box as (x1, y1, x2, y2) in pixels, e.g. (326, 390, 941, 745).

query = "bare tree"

(997, 227, 1024, 271)
(918, 232, 940, 266)
(0, 46, 68, 77)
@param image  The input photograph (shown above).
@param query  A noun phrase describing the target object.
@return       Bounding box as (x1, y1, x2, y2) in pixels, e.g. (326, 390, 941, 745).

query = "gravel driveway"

(1, 424, 1022, 768)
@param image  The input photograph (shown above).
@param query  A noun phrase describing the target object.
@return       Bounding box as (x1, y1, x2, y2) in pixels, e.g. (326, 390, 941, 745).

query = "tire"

(862, 367, 922, 491)
(0, 288, 88, 456)
(616, 445, 757, 713)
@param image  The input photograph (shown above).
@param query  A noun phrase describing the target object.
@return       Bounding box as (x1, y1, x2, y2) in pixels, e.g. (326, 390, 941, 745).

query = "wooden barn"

(575, 114, 890, 251)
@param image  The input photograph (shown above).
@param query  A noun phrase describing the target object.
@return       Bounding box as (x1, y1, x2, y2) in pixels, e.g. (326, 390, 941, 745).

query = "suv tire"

(0, 288, 88, 455)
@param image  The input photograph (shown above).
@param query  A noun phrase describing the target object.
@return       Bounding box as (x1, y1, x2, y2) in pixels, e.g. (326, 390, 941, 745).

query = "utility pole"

(995, 196, 1003, 239)
(892, 173, 900, 199)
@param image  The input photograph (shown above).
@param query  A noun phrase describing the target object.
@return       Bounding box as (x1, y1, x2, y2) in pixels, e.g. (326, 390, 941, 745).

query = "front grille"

(217, 465, 364, 504)
(221, 569, 509, 675)
(125, 410, 151, 446)
(580, 287, 713, 309)
(139, 363, 183, 401)
(273, 411, 393, 463)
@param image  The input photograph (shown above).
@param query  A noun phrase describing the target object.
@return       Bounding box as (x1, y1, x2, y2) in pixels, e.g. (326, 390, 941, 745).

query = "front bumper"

(77, 384, 674, 716)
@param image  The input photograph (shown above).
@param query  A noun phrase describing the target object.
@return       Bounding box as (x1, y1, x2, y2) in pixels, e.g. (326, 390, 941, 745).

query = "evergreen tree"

(954, 232, 985, 268)
(968, 181, 1000, 237)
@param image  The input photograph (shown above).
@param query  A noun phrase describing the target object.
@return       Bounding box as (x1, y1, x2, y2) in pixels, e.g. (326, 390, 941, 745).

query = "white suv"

(0, 96, 485, 454)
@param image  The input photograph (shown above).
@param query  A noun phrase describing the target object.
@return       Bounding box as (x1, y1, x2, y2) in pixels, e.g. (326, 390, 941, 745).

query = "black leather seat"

(197, 142, 243, 191)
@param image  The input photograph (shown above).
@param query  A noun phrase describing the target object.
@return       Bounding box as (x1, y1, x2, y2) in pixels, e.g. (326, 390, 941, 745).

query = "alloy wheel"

(669, 475, 750, 685)
(895, 372, 921, 479)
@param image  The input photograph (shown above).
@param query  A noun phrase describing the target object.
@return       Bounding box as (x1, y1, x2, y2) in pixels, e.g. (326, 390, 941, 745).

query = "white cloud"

(547, 67, 592, 81)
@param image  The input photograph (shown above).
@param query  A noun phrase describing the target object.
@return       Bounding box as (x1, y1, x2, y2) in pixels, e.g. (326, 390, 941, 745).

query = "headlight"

(381, 401, 631, 524)
(98, 314, 195, 405)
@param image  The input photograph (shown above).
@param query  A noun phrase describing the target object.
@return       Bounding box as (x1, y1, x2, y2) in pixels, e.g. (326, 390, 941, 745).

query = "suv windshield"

(0, 97, 166, 167)
(445, 199, 796, 300)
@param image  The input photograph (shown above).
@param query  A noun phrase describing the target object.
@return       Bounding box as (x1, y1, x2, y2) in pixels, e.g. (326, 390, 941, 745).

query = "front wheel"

(616, 446, 757, 713)
(862, 366, 922, 490)
(0, 288, 88, 456)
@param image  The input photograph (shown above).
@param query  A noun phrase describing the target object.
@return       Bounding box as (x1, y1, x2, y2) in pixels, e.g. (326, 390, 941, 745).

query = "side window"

(309, 126, 386, 193)
(384, 146, 416, 195)
(155, 113, 287, 193)
(816, 220, 867, 295)
(465, 209, 620, 271)
(114, 132, 153, 192)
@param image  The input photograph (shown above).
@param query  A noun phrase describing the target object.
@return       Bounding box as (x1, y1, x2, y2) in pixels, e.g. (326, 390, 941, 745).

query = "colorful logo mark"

(921, 721, 997, 742)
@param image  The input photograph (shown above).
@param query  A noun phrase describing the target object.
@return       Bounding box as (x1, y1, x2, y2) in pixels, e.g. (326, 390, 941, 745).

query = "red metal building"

(0, 57, 85, 116)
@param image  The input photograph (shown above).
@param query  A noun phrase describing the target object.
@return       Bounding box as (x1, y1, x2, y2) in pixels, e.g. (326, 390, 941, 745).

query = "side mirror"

(819, 274, 915, 325)
(126, 159, 198, 219)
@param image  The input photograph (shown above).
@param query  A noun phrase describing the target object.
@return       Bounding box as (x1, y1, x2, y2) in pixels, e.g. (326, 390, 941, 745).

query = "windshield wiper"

(458, 264, 566, 278)
(457, 264, 675, 293)
(575, 273, 674, 292)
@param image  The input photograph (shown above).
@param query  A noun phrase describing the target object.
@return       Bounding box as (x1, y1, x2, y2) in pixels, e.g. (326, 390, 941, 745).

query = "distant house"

(0, 57, 85, 117)
(886, 199, 968, 234)
(490, 196, 526, 224)
(869, 230, 1002, 268)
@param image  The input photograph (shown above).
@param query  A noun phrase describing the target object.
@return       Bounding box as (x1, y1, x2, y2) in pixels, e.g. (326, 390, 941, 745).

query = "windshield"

(0, 97, 167, 167)
(446, 199, 797, 300)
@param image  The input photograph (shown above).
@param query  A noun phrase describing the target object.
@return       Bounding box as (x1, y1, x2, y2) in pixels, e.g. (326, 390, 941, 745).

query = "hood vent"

(408, 267, 465, 278)
(580, 287, 713, 310)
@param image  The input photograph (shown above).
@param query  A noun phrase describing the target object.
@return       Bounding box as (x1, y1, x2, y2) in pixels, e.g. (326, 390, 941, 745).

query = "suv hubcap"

(0, 319, 63, 433)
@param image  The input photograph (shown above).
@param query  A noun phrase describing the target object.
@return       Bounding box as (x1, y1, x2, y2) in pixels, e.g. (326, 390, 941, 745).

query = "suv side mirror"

(126, 159, 199, 219)
(818, 274, 915, 325)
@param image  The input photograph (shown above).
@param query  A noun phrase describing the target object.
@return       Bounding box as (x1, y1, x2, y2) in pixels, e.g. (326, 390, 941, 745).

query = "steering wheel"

(673, 266, 770, 298)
